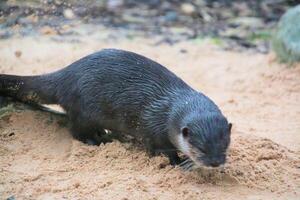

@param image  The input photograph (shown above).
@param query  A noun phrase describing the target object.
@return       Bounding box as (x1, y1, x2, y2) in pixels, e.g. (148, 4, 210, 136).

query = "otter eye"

(181, 127, 189, 138)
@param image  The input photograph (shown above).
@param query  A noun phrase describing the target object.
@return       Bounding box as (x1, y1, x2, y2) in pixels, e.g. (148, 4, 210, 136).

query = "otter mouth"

(179, 156, 225, 170)
(199, 155, 226, 168)
(179, 147, 226, 170)
(199, 160, 225, 168)
(194, 154, 226, 168)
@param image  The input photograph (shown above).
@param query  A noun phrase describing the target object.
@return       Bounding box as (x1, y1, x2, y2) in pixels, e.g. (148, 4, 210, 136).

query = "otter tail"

(0, 74, 58, 105)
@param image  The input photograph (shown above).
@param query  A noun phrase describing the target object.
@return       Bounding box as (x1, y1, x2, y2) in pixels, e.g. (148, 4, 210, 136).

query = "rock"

(164, 11, 178, 22)
(160, 1, 172, 11)
(63, 8, 75, 19)
(26, 15, 39, 23)
(220, 27, 248, 39)
(18, 15, 36, 25)
(107, 0, 124, 11)
(0, 30, 13, 39)
(194, 0, 206, 7)
(122, 14, 145, 23)
(180, 49, 187, 54)
(229, 17, 264, 29)
(73, 7, 88, 16)
(180, 3, 196, 15)
(232, 2, 253, 17)
(40, 26, 56, 35)
(145, 0, 160, 7)
(272, 5, 300, 64)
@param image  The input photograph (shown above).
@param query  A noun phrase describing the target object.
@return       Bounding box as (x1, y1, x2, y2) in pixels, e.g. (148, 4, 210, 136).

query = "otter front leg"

(143, 135, 181, 166)
(143, 136, 157, 156)
(70, 122, 105, 145)
(69, 114, 109, 145)
(165, 151, 181, 165)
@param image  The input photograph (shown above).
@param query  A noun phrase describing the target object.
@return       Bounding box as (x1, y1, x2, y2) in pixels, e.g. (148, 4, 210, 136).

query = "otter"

(0, 49, 232, 167)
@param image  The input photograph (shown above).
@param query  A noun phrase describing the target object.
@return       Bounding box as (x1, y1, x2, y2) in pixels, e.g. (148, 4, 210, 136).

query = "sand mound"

(0, 110, 299, 199)
(193, 134, 300, 191)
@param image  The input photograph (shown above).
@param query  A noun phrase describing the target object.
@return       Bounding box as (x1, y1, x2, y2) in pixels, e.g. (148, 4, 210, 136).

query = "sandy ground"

(0, 35, 299, 200)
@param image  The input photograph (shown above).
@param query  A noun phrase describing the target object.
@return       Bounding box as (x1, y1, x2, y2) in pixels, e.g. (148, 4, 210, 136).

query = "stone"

(63, 8, 75, 19)
(106, 0, 124, 11)
(272, 5, 300, 64)
(229, 17, 264, 29)
(180, 3, 196, 15)
(164, 11, 178, 22)
(14, 50, 22, 58)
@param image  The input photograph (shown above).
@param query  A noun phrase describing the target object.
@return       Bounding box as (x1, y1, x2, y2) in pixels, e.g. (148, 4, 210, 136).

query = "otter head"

(177, 113, 232, 168)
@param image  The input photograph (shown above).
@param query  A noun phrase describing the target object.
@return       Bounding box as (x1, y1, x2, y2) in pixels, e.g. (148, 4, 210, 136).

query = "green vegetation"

(248, 30, 272, 42)
(192, 36, 224, 46)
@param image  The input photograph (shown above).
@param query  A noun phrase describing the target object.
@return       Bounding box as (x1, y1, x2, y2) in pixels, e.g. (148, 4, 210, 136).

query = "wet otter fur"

(0, 49, 232, 167)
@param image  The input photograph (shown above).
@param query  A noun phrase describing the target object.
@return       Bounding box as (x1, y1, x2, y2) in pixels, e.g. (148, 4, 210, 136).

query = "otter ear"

(228, 123, 232, 133)
(181, 127, 189, 138)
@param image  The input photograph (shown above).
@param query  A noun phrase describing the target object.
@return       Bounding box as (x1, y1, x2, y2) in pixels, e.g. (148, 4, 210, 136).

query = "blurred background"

(0, 0, 298, 53)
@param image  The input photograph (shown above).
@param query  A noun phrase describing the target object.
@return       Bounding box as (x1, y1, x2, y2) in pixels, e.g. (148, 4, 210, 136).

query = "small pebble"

(164, 11, 178, 22)
(63, 9, 75, 19)
(180, 49, 187, 53)
(15, 50, 22, 58)
(181, 3, 196, 15)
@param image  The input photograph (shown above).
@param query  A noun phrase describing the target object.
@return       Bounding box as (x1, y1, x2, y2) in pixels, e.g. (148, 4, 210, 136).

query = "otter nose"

(209, 162, 221, 167)
(208, 158, 224, 167)
(203, 156, 225, 167)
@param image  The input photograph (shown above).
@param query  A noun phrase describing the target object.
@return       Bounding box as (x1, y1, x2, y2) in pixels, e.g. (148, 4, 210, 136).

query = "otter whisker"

(156, 148, 178, 153)
(181, 162, 195, 171)
(179, 158, 195, 171)
(186, 163, 195, 171)
(179, 158, 192, 167)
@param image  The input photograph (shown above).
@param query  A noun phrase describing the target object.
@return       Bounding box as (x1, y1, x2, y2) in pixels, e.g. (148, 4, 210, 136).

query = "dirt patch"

(0, 36, 299, 199)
